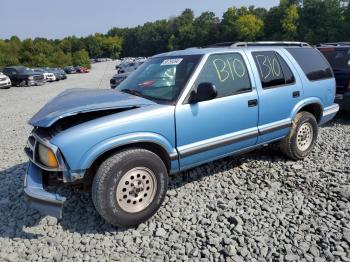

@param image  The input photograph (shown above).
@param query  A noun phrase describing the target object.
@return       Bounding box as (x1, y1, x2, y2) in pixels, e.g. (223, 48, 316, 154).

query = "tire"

(92, 148, 168, 226)
(18, 80, 26, 87)
(279, 112, 318, 160)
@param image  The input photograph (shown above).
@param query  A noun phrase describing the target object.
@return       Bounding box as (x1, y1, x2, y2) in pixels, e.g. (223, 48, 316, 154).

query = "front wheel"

(92, 148, 168, 226)
(279, 112, 318, 160)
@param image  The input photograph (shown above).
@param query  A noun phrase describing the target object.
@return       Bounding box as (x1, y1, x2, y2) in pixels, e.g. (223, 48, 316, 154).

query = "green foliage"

(235, 14, 264, 41)
(281, 4, 299, 40)
(72, 49, 90, 68)
(0, 1, 349, 68)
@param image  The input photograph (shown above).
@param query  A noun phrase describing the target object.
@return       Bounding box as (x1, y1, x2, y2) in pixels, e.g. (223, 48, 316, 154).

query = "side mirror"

(189, 82, 217, 103)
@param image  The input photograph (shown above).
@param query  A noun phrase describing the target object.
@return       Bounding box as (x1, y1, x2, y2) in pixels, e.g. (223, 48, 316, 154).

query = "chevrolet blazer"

(24, 42, 339, 226)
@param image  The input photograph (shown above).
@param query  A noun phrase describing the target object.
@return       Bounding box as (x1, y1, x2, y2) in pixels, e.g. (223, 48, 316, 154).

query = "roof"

(152, 41, 311, 58)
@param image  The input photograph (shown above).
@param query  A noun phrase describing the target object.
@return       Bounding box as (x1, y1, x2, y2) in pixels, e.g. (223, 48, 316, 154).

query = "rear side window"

(252, 51, 295, 89)
(195, 53, 252, 98)
(287, 48, 333, 81)
(319, 48, 350, 70)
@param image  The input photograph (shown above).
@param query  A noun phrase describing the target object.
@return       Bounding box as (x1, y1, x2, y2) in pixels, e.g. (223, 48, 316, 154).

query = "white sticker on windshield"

(161, 58, 183, 66)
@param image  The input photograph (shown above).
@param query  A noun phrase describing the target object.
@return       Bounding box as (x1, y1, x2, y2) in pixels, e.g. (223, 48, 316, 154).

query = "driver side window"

(194, 53, 252, 98)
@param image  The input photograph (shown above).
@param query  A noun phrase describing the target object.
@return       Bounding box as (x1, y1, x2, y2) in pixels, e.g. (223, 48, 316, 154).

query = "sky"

(1, 0, 279, 40)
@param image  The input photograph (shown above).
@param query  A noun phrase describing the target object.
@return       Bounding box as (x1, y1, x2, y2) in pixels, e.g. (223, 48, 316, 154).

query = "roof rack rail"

(203, 42, 236, 48)
(231, 41, 310, 47)
(317, 42, 350, 47)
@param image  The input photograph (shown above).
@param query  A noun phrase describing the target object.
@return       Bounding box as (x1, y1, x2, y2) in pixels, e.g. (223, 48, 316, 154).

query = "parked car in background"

(24, 42, 339, 226)
(0, 72, 11, 89)
(318, 43, 350, 111)
(118, 59, 146, 74)
(115, 59, 121, 70)
(64, 66, 77, 74)
(75, 66, 89, 73)
(3, 66, 45, 86)
(34, 68, 56, 82)
(110, 72, 130, 89)
(46, 68, 67, 81)
(56, 68, 67, 80)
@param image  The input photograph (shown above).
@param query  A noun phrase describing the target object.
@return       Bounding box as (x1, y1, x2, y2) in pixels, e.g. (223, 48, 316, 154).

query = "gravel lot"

(0, 61, 349, 261)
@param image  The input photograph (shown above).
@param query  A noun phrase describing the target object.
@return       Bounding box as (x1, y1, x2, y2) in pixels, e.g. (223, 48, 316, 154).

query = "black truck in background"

(2, 66, 45, 87)
(318, 43, 350, 111)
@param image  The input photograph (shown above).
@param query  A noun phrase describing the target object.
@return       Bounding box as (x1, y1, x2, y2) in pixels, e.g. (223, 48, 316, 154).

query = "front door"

(175, 52, 259, 170)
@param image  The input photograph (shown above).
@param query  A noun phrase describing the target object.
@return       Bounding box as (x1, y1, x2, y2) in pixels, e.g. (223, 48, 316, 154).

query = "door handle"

(248, 99, 258, 107)
(293, 91, 300, 98)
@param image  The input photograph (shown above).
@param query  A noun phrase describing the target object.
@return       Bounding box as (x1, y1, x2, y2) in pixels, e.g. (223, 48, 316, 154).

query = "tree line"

(0, 0, 349, 68)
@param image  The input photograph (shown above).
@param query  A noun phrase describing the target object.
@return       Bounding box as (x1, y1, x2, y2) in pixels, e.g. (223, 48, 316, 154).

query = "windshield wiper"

(120, 89, 143, 97)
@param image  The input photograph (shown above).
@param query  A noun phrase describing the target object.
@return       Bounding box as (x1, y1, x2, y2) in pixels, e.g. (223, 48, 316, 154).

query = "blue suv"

(24, 42, 339, 226)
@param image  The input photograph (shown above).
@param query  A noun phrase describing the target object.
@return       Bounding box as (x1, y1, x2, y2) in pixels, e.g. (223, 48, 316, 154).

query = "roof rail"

(317, 42, 350, 47)
(231, 41, 310, 47)
(203, 42, 236, 48)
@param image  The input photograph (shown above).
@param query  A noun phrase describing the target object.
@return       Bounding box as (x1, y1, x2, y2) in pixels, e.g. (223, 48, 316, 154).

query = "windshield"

(116, 55, 202, 103)
(18, 68, 34, 74)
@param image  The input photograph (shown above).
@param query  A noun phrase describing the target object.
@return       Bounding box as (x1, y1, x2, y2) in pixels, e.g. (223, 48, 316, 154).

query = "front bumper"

(0, 81, 11, 88)
(27, 80, 45, 86)
(335, 93, 350, 111)
(24, 162, 65, 218)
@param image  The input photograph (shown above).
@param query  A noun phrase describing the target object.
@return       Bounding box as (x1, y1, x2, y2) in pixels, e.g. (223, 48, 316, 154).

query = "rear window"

(319, 48, 350, 70)
(287, 48, 333, 81)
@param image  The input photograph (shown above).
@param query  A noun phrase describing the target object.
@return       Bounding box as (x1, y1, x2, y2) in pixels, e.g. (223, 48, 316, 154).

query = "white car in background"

(45, 72, 56, 82)
(0, 72, 11, 89)
(33, 68, 56, 82)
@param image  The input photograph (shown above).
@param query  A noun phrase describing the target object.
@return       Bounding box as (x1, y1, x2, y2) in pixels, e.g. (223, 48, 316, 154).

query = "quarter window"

(194, 53, 252, 98)
(253, 51, 295, 89)
(287, 47, 333, 81)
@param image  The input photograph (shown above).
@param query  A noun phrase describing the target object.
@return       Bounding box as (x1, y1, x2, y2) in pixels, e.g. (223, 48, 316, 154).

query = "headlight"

(37, 143, 58, 168)
(28, 76, 34, 80)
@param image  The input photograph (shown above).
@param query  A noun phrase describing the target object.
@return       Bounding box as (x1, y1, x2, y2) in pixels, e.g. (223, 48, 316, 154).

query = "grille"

(0, 77, 6, 81)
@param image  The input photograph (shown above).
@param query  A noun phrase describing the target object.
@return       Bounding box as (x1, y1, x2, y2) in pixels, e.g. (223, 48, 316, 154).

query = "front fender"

(290, 97, 324, 120)
(79, 132, 178, 170)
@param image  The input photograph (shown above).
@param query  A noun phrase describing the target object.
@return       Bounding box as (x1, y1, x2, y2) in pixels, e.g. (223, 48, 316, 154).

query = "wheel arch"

(78, 133, 178, 185)
(291, 98, 323, 123)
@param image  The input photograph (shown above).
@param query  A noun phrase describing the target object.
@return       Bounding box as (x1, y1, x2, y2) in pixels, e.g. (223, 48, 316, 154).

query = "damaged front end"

(24, 129, 67, 219)
(23, 88, 157, 218)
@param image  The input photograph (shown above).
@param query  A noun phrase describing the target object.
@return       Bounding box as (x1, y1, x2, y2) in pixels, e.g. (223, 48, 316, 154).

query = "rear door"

(248, 50, 303, 144)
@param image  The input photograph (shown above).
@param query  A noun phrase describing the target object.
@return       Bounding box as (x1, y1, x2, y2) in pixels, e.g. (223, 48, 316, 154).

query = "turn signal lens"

(38, 143, 58, 168)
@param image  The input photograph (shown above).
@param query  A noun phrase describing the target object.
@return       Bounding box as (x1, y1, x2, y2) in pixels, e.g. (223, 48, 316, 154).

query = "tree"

(193, 12, 220, 46)
(235, 14, 264, 41)
(281, 4, 299, 40)
(168, 9, 195, 50)
(72, 49, 90, 68)
(220, 7, 240, 41)
(298, 0, 345, 43)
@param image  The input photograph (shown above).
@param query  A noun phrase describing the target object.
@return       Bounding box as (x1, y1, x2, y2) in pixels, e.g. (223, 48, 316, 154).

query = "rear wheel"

(279, 112, 318, 160)
(18, 80, 26, 87)
(92, 148, 168, 226)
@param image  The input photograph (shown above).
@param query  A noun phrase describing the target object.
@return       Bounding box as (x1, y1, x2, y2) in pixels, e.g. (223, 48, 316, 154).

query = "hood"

(29, 88, 156, 127)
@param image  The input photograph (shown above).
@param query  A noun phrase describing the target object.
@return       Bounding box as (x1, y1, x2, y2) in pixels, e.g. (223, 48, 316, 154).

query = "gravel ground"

(0, 61, 349, 261)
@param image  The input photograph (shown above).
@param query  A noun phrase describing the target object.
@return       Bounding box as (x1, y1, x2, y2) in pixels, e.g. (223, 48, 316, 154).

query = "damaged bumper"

(24, 162, 66, 219)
